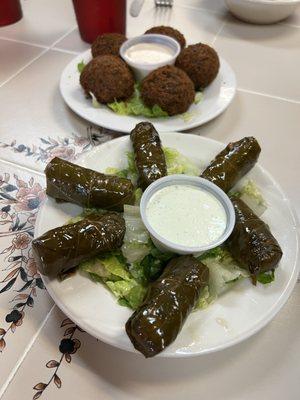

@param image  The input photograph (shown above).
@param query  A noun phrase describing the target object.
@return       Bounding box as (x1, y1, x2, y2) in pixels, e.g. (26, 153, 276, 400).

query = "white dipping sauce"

(125, 43, 174, 64)
(146, 185, 227, 247)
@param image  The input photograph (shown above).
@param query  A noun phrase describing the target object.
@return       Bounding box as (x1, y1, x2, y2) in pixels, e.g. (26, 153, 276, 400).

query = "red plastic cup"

(72, 0, 126, 44)
(0, 0, 22, 27)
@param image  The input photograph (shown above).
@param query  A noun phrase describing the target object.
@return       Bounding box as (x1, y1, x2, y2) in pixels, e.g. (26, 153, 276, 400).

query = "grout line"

(238, 87, 300, 105)
(49, 26, 77, 49)
(0, 158, 45, 176)
(52, 46, 81, 55)
(0, 304, 56, 399)
(174, 3, 226, 16)
(0, 26, 77, 90)
(0, 36, 48, 49)
(212, 19, 227, 45)
(0, 48, 49, 89)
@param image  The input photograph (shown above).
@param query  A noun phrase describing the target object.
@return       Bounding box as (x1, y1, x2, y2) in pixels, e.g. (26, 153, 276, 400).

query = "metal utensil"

(155, 0, 173, 6)
(130, 0, 145, 17)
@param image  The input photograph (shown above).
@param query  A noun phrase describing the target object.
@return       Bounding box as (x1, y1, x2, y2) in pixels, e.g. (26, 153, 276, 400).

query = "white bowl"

(225, 0, 300, 24)
(140, 175, 236, 255)
(120, 34, 180, 80)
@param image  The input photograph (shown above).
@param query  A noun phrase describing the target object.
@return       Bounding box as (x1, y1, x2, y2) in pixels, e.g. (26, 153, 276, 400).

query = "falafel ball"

(175, 43, 220, 89)
(141, 65, 195, 116)
(145, 26, 186, 49)
(91, 33, 127, 58)
(80, 55, 134, 104)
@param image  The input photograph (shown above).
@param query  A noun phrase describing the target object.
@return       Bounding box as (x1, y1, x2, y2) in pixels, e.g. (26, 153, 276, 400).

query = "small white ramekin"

(140, 175, 236, 255)
(120, 34, 180, 81)
(225, 0, 300, 24)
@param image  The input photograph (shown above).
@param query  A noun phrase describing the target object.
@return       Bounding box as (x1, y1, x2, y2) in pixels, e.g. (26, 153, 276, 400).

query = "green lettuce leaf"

(80, 255, 130, 281)
(195, 247, 249, 309)
(121, 205, 151, 263)
(194, 92, 203, 104)
(108, 84, 168, 118)
(195, 286, 213, 309)
(257, 270, 275, 284)
(80, 254, 146, 309)
(129, 245, 173, 286)
(100, 255, 131, 281)
(239, 180, 267, 217)
(163, 147, 201, 176)
(77, 60, 86, 73)
(106, 279, 146, 309)
(105, 167, 128, 179)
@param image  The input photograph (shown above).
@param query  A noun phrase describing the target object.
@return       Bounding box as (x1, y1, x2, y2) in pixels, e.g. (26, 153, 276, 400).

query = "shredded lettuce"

(108, 84, 168, 118)
(198, 246, 227, 261)
(240, 180, 267, 217)
(195, 247, 249, 309)
(134, 188, 142, 205)
(67, 208, 105, 225)
(105, 167, 128, 179)
(163, 147, 201, 176)
(106, 147, 200, 184)
(106, 280, 147, 309)
(89, 92, 101, 108)
(195, 286, 212, 309)
(80, 255, 130, 281)
(99, 255, 131, 281)
(232, 180, 267, 217)
(257, 270, 275, 285)
(129, 245, 173, 286)
(80, 254, 146, 309)
(194, 92, 203, 104)
(67, 215, 84, 224)
(181, 111, 198, 122)
(77, 60, 86, 73)
(125, 151, 138, 183)
(179, 93, 203, 122)
(121, 205, 151, 263)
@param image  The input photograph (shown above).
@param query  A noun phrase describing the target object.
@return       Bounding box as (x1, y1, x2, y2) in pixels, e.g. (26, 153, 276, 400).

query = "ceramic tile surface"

(193, 89, 300, 221)
(176, 0, 227, 14)
(0, 50, 98, 172)
(215, 17, 300, 102)
(0, 0, 76, 46)
(0, 0, 299, 399)
(54, 29, 90, 54)
(0, 39, 44, 85)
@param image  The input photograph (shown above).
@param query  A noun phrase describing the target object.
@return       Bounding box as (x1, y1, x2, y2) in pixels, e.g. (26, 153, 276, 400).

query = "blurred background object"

(225, 0, 300, 24)
(72, 0, 126, 43)
(130, 0, 145, 17)
(0, 0, 22, 27)
(155, 0, 173, 6)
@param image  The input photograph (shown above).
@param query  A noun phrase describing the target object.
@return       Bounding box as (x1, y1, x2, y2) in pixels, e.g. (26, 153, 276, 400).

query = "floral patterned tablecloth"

(0, 127, 125, 398)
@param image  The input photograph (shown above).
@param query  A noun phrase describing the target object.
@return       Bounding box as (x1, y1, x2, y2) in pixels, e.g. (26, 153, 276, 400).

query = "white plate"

(59, 49, 236, 133)
(35, 133, 299, 358)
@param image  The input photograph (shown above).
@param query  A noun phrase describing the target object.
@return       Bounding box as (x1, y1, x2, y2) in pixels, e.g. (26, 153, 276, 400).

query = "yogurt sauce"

(146, 185, 227, 248)
(125, 43, 174, 65)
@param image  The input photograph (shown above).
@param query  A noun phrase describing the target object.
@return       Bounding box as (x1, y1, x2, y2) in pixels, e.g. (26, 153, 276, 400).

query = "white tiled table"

(0, 1, 299, 399)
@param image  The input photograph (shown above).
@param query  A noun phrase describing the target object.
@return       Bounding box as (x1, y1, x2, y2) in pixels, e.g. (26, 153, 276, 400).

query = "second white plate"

(35, 133, 299, 358)
(59, 49, 236, 133)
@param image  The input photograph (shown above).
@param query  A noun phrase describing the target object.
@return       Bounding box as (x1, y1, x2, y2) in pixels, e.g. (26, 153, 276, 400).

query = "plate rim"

(59, 49, 237, 133)
(36, 133, 300, 358)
